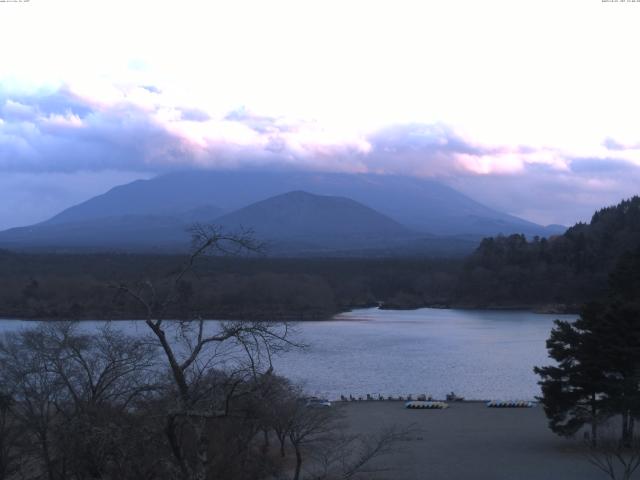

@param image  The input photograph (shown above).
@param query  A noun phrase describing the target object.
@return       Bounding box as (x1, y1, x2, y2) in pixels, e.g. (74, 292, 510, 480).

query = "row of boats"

(405, 400, 535, 409)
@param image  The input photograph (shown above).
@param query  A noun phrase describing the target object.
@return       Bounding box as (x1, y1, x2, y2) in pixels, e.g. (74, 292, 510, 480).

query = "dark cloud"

(179, 107, 210, 122)
(0, 89, 194, 173)
(602, 137, 640, 151)
(570, 157, 638, 174)
(1, 100, 36, 121)
(141, 85, 161, 94)
(0, 88, 95, 120)
(0, 87, 508, 176)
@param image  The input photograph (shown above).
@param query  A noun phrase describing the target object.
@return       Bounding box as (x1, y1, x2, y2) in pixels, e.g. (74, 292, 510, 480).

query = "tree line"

(457, 196, 640, 309)
(0, 252, 460, 320)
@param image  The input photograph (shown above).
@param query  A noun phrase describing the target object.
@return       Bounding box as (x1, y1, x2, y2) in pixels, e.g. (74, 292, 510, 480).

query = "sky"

(1, 0, 640, 229)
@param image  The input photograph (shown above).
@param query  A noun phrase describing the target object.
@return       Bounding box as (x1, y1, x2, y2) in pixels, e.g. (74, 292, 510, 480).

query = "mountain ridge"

(0, 170, 566, 255)
(43, 170, 563, 237)
(0, 190, 439, 255)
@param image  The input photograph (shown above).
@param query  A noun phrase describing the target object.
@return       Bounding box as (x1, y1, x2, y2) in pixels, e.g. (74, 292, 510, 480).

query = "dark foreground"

(342, 401, 605, 480)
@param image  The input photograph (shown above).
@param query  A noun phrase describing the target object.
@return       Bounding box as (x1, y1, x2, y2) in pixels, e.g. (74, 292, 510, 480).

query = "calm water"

(0, 308, 576, 401)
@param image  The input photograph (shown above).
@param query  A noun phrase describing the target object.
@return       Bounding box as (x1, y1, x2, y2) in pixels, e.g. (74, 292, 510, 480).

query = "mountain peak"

(41, 170, 551, 237)
(0, 170, 559, 255)
(214, 190, 412, 244)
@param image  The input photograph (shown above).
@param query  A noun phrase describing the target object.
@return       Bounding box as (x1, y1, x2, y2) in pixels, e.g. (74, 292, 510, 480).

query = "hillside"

(215, 190, 416, 250)
(0, 202, 225, 252)
(456, 196, 640, 308)
(0, 215, 193, 252)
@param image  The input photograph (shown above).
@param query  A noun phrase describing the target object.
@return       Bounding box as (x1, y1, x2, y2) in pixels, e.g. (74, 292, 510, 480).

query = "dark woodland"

(2, 196, 640, 320)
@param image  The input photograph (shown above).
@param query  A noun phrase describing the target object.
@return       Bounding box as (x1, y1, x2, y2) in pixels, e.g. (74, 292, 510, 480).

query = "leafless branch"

(585, 426, 640, 480)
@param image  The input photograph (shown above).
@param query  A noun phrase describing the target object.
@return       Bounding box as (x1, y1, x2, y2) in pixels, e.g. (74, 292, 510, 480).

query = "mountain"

(44, 170, 562, 237)
(0, 215, 193, 252)
(180, 205, 225, 223)
(214, 190, 416, 252)
(0, 188, 481, 255)
(0, 203, 226, 252)
(0, 190, 430, 254)
(0, 170, 565, 254)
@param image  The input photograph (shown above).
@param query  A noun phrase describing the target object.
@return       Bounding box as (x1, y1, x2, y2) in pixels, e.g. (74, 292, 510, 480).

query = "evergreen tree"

(604, 248, 640, 445)
(534, 303, 609, 446)
(535, 248, 640, 446)
(597, 302, 640, 447)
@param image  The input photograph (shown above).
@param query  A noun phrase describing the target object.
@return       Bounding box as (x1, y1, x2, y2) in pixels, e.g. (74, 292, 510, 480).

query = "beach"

(340, 401, 605, 480)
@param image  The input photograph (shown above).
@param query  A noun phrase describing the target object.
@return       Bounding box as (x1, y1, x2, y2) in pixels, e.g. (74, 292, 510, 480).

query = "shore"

(340, 401, 602, 480)
(0, 301, 579, 322)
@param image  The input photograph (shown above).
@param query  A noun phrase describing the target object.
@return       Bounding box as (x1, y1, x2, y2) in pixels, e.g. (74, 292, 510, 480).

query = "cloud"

(603, 137, 640, 151)
(0, 86, 195, 172)
(569, 157, 638, 174)
(444, 159, 640, 226)
(1, 83, 638, 183)
(0, 86, 564, 176)
(0, 85, 373, 173)
(1, 83, 640, 228)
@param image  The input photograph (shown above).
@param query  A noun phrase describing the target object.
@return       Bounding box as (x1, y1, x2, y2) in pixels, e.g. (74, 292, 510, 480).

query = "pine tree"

(534, 303, 609, 446)
(535, 248, 640, 446)
(596, 302, 640, 447)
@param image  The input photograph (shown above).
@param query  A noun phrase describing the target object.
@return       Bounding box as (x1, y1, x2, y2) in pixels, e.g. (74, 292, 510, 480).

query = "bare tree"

(113, 224, 299, 480)
(32, 322, 158, 412)
(0, 329, 66, 480)
(42, 322, 158, 480)
(282, 397, 415, 480)
(0, 323, 161, 480)
(261, 377, 298, 458)
(585, 424, 640, 480)
(287, 401, 340, 480)
(0, 392, 23, 480)
(309, 425, 414, 480)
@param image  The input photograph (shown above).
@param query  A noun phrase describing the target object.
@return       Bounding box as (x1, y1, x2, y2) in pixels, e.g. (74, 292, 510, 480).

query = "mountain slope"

(0, 204, 225, 252)
(0, 189, 480, 255)
(215, 190, 415, 250)
(44, 170, 561, 237)
(457, 196, 640, 307)
(0, 215, 194, 251)
(0, 191, 423, 253)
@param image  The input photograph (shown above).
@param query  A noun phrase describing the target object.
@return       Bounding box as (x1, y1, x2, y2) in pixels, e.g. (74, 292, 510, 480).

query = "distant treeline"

(0, 254, 460, 320)
(458, 196, 640, 309)
(2, 196, 640, 320)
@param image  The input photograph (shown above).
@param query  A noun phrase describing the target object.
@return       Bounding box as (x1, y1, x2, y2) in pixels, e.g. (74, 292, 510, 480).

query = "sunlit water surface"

(0, 308, 576, 401)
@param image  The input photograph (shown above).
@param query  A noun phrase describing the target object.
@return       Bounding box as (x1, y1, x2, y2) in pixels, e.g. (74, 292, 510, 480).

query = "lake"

(0, 307, 576, 401)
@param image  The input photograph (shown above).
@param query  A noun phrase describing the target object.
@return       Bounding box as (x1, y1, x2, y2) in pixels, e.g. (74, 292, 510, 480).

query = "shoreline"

(0, 303, 579, 322)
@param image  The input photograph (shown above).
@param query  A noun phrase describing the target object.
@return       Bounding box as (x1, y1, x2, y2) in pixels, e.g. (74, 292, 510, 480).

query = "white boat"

(405, 401, 448, 409)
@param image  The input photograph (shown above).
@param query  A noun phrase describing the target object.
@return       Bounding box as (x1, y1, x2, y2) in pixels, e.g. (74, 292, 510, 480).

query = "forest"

(0, 253, 460, 320)
(1, 196, 640, 320)
(458, 196, 640, 309)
